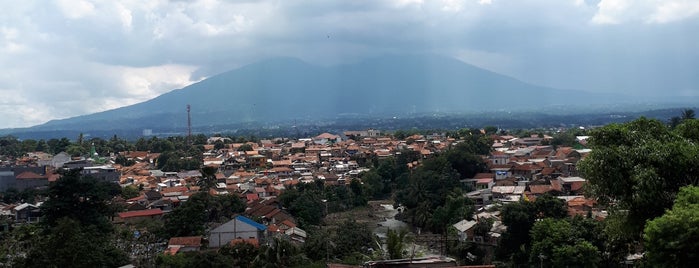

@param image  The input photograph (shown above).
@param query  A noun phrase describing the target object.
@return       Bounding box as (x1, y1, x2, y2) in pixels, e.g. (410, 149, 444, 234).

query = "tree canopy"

(644, 185, 699, 267)
(579, 117, 699, 233)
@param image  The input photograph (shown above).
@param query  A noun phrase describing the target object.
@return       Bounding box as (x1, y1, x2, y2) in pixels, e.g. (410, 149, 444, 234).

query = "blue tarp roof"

(235, 215, 267, 231)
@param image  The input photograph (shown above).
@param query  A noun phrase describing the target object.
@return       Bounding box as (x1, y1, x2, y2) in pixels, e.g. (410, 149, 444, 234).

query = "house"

(14, 203, 41, 222)
(558, 176, 587, 195)
(453, 219, 478, 241)
(284, 227, 307, 243)
(50, 152, 72, 168)
(81, 165, 120, 183)
(208, 215, 267, 248)
(166, 236, 202, 254)
(364, 256, 458, 268)
(117, 208, 163, 224)
(313, 133, 341, 144)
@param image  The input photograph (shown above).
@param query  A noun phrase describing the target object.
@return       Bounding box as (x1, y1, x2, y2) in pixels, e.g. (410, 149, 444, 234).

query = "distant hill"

(16, 54, 632, 134)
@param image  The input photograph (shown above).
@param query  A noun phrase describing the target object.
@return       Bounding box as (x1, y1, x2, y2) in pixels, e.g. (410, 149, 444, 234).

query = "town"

(0, 114, 697, 267)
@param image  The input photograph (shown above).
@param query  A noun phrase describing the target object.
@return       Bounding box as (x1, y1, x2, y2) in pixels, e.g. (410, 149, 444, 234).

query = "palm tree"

(681, 109, 695, 120)
(386, 228, 411, 259)
(669, 116, 682, 129)
(252, 237, 299, 267)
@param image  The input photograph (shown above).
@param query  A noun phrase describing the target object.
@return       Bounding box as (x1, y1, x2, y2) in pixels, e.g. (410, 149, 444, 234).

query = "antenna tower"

(187, 104, 192, 142)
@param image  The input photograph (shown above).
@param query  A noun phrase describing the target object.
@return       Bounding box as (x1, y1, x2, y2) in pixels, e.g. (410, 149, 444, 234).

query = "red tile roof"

(230, 238, 259, 247)
(118, 208, 163, 218)
(168, 236, 202, 247)
(16, 171, 46, 180)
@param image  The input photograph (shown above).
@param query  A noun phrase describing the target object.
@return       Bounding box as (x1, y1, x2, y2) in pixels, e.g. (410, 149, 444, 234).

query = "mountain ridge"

(22, 54, 632, 132)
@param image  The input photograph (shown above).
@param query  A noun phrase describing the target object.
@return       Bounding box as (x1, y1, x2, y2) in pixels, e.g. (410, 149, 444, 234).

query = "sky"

(0, 0, 698, 128)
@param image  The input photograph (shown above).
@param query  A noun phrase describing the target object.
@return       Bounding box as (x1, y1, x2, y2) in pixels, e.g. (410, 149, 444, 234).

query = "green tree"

(65, 144, 86, 157)
(162, 192, 209, 237)
(23, 218, 129, 268)
(47, 137, 71, 154)
(333, 219, 375, 260)
(40, 170, 121, 232)
(16, 171, 128, 267)
(213, 140, 225, 150)
(496, 194, 567, 264)
(220, 242, 259, 267)
(483, 125, 498, 135)
(237, 143, 253, 151)
(579, 118, 699, 235)
(644, 186, 699, 267)
(386, 228, 411, 259)
(681, 108, 695, 120)
(530, 218, 601, 267)
(199, 165, 218, 190)
(674, 118, 699, 142)
(121, 185, 141, 199)
(252, 237, 302, 268)
(302, 227, 332, 261)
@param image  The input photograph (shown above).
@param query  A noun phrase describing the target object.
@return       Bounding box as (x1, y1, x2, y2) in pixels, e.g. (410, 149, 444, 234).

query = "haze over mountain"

(17, 54, 638, 134)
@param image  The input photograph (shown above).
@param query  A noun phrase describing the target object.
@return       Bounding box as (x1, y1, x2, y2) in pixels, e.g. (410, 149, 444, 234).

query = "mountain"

(24, 54, 627, 134)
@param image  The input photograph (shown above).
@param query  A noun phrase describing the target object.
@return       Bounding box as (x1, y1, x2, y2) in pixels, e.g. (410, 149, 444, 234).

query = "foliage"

(579, 118, 699, 235)
(1, 187, 43, 204)
(644, 186, 699, 267)
(115, 154, 136, 166)
(121, 185, 141, 199)
(279, 180, 368, 228)
(302, 226, 332, 261)
(237, 143, 254, 151)
(530, 218, 601, 267)
(219, 242, 260, 268)
(496, 194, 567, 264)
(333, 219, 376, 260)
(40, 170, 121, 232)
(22, 218, 129, 268)
(393, 139, 486, 233)
(9, 171, 129, 267)
(0, 224, 41, 266)
(157, 150, 203, 171)
(163, 192, 245, 237)
(386, 228, 411, 259)
(252, 237, 304, 268)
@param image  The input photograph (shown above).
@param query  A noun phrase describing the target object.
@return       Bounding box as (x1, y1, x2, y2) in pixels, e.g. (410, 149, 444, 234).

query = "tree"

(386, 228, 411, 259)
(199, 166, 218, 190)
(579, 118, 699, 234)
(65, 144, 86, 157)
(220, 242, 259, 267)
(681, 108, 695, 120)
(302, 227, 332, 261)
(529, 218, 601, 267)
(644, 186, 699, 267)
(23, 218, 129, 268)
(496, 194, 568, 264)
(674, 118, 699, 142)
(483, 125, 498, 135)
(162, 192, 209, 237)
(669, 116, 682, 129)
(47, 137, 71, 154)
(497, 201, 534, 263)
(333, 219, 375, 260)
(237, 143, 253, 151)
(252, 237, 302, 268)
(121, 185, 141, 199)
(15, 171, 128, 267)
(40, 170, 121, 231)
(213, 140, 225, 150)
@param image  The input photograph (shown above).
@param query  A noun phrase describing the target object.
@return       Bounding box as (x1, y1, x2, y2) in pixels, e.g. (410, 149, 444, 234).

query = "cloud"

(0, 0, 696, 128)
(55, 0, 96, 19)
(592, 0, 699, 24)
